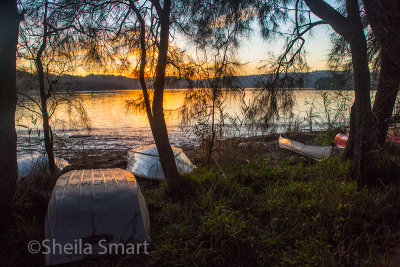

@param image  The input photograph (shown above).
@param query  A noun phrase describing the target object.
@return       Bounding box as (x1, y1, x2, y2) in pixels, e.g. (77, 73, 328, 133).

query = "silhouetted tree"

(0, 0, 23, 236)
(254, 0, 379, 185)
(73, 0, 185, 190)
(364, 0, 400, 145)
(18, 0, 86, 173)
(127, 0, 183, 190)
(180, 45, 244, 166)
(309, 0, 374, 186)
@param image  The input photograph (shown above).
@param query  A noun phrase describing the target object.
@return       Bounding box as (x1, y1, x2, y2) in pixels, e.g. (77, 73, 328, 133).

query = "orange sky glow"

(18, 22, 334, 78)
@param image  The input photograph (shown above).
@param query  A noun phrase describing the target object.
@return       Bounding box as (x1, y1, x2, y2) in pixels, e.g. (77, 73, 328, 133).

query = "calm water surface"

(16, 89, 357, 156)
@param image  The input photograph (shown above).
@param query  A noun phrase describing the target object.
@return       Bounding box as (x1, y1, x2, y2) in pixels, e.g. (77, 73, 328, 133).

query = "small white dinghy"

(127, 144, 195, 180)
(279, 134, 332, 161)
(17, 154, 70, 178)
(45, 168, 150, 265)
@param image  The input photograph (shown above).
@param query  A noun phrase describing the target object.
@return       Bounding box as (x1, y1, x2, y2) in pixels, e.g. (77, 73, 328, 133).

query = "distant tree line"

(17, 69, 363, 91)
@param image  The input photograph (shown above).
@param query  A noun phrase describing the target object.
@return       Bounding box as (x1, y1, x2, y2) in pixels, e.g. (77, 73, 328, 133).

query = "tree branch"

(149, 0, 162, 15)
(129, 0, 153, 122)
(303, 0, 351, 41)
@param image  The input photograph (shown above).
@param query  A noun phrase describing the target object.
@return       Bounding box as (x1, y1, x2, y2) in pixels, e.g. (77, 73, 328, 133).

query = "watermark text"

(27, 239, 150, 255)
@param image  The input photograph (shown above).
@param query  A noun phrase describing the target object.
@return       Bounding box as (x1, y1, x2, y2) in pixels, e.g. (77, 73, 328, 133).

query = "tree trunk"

(344, 103, 356, 159)
(0, 0, 19, 236)
(301, 1, 376, 185)
(131, 1, 181, 191)
(372, 50, 400, 145)
(151, 0, 182, 190)
(363, 0, 400, 145)
(39, 88, 56, 174)
(37, 49, 57, 174)
(363, 0, 400, 67)
(207, 88, 217, 167)
(345, 0, 376, 186)
(36, 0, 56, 174)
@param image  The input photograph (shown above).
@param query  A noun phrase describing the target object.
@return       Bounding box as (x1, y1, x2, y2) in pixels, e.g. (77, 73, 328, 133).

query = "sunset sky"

(237, 0, 338, 74)
(72, 22, 334, 78)
(172, 6, 336, 76)
(236, 23, 334, 74)
(72, 6, 337, 77)
(182, 0, 340, 76)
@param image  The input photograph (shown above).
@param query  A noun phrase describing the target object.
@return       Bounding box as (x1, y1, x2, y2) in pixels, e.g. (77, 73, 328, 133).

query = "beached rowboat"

(334, 133, 348, 149)
(334, 133, 400, 148)
(127, 145, 195, 180)
(45, 168, 150, 265)
(279, 134, 332, 161)
(17, 154, 69, 178)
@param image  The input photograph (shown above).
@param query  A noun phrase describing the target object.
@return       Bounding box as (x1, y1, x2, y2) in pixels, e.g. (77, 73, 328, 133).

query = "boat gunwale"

(129, 145, 183, 158)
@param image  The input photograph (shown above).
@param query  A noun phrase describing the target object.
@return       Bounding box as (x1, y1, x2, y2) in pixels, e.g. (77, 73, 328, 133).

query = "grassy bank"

(1, 133, 400, 266)
(145, 156, 400, 266)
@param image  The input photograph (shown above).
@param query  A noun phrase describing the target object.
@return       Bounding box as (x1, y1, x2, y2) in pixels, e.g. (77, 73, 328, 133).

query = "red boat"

(334, 133, 400, 148)
(387, 135, 400, 146)
(334, 133, 348, 149)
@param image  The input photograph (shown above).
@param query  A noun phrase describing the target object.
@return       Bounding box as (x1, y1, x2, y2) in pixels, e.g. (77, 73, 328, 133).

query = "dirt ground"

(61, 132, 334, 187)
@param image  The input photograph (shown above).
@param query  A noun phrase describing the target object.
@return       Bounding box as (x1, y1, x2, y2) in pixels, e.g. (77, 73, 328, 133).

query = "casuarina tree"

(0, 0, 23, 236)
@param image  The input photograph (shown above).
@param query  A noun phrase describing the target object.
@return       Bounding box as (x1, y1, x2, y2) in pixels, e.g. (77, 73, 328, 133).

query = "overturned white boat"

(18, 154, 70, 178)
(279, 134, 332, 161)
(45, 168, 150, 265)
(127, 144, 195, 180)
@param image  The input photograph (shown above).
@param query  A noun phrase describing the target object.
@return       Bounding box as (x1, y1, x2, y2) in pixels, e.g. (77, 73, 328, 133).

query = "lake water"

(16, 89, 357, 156)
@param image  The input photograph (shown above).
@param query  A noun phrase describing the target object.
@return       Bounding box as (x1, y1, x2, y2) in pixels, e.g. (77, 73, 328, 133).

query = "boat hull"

(127, 145, 195, 180)
(45, 168, 150, 265)
(279, 134, 332, 161)
(17, 154, 69, 178)
(334, 133, 400, 148)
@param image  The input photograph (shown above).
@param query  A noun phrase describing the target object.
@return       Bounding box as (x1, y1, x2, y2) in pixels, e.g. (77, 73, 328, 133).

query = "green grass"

(314, 128, 341, 146)
(145, 156, 400, 266)
(2, 152, 400, 266)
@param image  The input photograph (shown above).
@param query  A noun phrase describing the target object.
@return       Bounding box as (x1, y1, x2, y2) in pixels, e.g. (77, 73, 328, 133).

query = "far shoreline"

(21, 87, 358, 95)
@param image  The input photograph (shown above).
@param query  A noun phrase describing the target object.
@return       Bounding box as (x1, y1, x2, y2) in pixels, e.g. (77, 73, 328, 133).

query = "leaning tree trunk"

(36, 49, 57, 173)
(372, 50, 400, 145)
(130, 1, 181, 191)
(303, 0, 379, 185)
(35, 0, 56, 174)
(345, 0, 376, 186)
(38, 72, 56, 174)
(151, 0, 181, 190)
(363, 0, 400, 145)
(0, 0, 20, 236)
